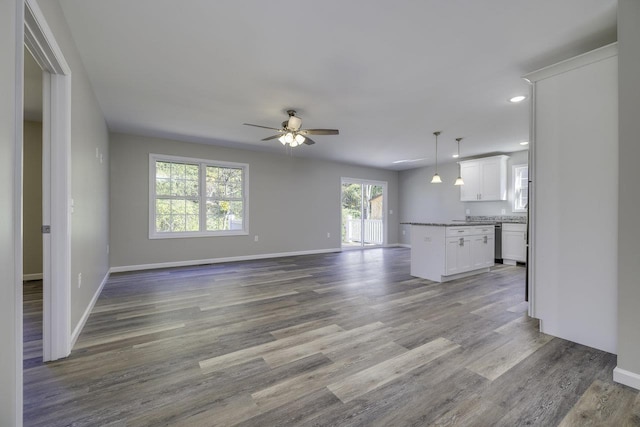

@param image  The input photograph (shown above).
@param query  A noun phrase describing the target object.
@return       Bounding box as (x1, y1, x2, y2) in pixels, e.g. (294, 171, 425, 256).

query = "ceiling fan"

(244, 110, 339, 147)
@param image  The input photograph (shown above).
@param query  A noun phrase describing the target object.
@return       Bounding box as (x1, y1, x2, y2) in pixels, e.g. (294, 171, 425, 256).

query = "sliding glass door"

(341, 178, 386, 249)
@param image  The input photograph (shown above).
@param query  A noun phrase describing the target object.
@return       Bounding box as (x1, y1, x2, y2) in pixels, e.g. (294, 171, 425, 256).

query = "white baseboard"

(70, 270, 110, 349)
(109, 248, 343, 273)
(396, 243, 411, 248)
(23, 273, 43, 281)
(613, 367, 640, 391)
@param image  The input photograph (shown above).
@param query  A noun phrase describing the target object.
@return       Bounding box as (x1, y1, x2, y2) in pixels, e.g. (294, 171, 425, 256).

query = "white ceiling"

(57, 0, 616, 170)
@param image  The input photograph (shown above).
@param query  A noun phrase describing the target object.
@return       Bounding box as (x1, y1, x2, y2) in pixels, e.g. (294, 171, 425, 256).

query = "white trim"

(526, 81, 536, 318)
(149, 153, 250, 239)
(23, 273, 43, 281)
(70, 271, 109, 349)
(24, 0, 72, 362)
(395, 243, 411, 249)
(613, 367, 640, 391)
(523, 42, 618, 83)
(109, 248, 342, 273)
(13, 1, 25, 424)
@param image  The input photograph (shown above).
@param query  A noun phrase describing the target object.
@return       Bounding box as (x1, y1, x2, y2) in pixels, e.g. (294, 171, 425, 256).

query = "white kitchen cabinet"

(472, 232, 495, 268)
(459, 155, 509, 201)
(502, 223, 526, 264)
(446, 235, 472, 275)
(411, 224, 494, 282)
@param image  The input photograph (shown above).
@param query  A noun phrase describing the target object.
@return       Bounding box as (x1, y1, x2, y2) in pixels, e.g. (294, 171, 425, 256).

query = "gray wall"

(617, 0, 640, 382)
(1, 0, 21, 423)
(36, 1, 111, 332)
(23, 121, 43, 277)
(110, 133, 399, 269)
(398, 151, 528, 245)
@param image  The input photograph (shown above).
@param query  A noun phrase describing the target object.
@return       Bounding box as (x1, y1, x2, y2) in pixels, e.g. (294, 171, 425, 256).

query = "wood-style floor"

(23, 248, 640, 426)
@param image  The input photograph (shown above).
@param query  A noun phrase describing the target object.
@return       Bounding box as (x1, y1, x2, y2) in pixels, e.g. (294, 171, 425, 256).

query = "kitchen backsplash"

(466, 215, 527, 223)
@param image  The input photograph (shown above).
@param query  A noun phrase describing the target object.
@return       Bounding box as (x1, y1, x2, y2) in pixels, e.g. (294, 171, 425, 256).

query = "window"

(513, 164, 528, 212)
(149, 154, 248, 238)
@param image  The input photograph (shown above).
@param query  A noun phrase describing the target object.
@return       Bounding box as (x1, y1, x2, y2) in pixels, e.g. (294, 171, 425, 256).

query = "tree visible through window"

(150, 154, 248, 237)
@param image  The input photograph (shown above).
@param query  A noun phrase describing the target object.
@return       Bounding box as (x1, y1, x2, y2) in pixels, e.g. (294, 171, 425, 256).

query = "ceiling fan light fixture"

(295, 134, 305, 144)
(278, 135, 287, 145)
(284, 132, 294, 143)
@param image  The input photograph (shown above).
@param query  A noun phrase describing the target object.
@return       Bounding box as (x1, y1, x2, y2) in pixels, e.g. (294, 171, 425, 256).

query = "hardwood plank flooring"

(23, 248, 640, 426)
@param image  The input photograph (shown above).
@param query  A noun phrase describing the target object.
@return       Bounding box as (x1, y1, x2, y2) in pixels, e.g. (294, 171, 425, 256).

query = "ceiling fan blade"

(301, 129, 339, 135)
(261, 134, 282, 141)
(244, 123, 282, 131)
(303, 136, 316, 145)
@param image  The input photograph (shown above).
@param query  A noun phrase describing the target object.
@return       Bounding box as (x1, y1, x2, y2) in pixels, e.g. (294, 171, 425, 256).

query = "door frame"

(23, 0, 72, 361)
(340, 177, 388, 249)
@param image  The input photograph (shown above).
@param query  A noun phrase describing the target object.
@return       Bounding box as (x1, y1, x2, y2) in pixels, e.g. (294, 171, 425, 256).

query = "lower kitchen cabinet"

(502, 223, 527, 264)
(411, 224, 495, 282)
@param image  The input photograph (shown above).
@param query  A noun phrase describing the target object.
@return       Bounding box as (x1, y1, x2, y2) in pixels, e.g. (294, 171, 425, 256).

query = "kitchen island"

(408, 222, 495, 282)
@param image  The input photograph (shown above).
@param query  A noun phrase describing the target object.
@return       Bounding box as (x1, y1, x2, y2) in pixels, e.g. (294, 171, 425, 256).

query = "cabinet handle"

(459, 237, 464, 246)
(483, 236, 488, 244)
(458, 230, 465, 233)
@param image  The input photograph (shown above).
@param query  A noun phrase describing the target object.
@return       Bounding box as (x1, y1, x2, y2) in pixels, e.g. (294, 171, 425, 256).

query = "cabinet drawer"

(446, 227, 472, 237)
(502, 223, 527, 232)
(474, 226, 495, 235)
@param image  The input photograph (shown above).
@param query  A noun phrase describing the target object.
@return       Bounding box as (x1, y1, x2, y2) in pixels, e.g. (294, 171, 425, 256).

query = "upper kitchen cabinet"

(459, 155, 509, 201)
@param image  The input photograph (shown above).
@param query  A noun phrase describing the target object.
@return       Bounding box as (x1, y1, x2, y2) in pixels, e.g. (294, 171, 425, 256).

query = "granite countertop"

(403, 222, 496, 227)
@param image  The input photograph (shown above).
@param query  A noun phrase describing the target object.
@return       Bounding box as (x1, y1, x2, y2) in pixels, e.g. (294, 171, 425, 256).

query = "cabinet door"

(446, 238, 460, 274)
(458, 237, 473, 271)
(502, 230, 526, 261)
(484, 234, 495, 266)
(460, 162, 480, 201)
(472, 234, 495, 268)
(471, 236, 486, 269)
(479, 158, 502, 200)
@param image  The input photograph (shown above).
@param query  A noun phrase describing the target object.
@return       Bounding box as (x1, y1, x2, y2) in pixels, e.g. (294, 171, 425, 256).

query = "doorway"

(341, 178, 387, 249)
(23, 0, 72, 362)
(23, 46, 44, 364)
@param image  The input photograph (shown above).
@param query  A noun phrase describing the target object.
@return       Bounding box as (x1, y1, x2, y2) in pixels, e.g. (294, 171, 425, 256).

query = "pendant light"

(431, 131, 442, 183)
(454, 137, 464, 186)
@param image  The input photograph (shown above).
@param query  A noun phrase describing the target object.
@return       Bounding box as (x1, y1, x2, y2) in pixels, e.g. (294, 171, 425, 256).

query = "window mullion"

(200, 163, 205, 232)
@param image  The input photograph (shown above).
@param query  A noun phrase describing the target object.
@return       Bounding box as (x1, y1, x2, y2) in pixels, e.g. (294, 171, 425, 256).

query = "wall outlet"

(465, 209, 470, 215)
(254, 235, 259, 242)
(95, 147, 99, 158)
(389, 209, 393, 215)
(99, 153, 104, 164)
(327, 232, 331, 238)
(78, 272, 82, 288)
(402, 230, 406, 235)
(501, 209, 506, 215)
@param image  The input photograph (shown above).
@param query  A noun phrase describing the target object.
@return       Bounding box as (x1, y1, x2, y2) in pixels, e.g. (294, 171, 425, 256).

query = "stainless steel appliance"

(494, 223, 503, 263)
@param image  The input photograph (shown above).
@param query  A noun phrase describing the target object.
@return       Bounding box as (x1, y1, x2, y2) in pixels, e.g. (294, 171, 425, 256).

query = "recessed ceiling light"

(509, 95, 527, 103)
(520, 141, 529, 145)
(452, 154, 459, 158)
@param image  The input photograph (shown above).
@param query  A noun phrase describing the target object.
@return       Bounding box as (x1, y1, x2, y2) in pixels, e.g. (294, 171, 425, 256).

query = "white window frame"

(149, 153, 249, 239)
(512, 163, 528, 213)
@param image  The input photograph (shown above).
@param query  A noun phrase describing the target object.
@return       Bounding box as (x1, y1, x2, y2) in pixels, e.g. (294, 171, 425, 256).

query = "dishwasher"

(494, 223, 503, 263)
